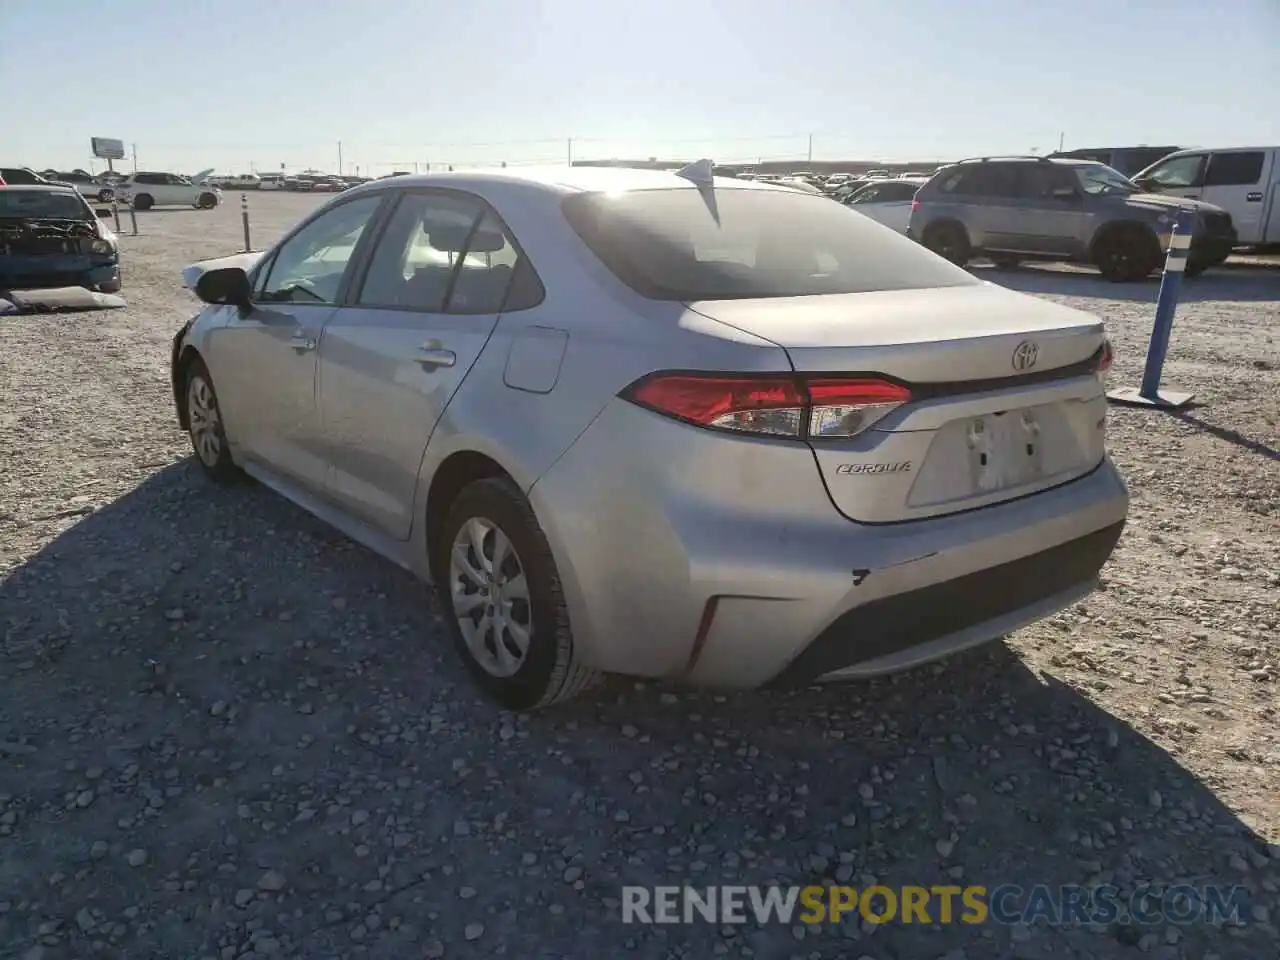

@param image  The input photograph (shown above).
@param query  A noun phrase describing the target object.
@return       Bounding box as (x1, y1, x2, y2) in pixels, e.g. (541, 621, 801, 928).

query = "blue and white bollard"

(1106, 209, 1196, 408)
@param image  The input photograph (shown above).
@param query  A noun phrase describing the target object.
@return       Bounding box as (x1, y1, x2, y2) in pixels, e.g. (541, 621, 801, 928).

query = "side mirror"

(1050, 186, 1081, 202)
(95, 209, 112, 219)
(1132, 176, 1155, 192)
(194, 267, 252, 314)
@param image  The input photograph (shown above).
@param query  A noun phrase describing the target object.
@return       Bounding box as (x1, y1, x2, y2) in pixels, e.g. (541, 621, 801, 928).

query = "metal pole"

(129, 203, 138, 236)
(111, 198, 121, 234)
(567, 137, 573, 167)
(241, 194, 251, 252)
(1139, 210, 1191, 398)
(338, 140, 343, 175)
(807, 134, 813, 164)
(1107, 208, 1196, 408)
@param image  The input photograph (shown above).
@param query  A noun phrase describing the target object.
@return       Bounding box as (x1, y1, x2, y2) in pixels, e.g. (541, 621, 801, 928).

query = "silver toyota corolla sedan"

(172, 163, 1128, 710)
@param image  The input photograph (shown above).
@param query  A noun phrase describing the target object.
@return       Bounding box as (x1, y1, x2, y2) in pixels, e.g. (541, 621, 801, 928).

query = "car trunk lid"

(687, 283, 1110, 522)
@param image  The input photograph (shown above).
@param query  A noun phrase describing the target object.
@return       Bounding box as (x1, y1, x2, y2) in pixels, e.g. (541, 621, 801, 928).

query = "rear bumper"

(530, 399, 1130, 688)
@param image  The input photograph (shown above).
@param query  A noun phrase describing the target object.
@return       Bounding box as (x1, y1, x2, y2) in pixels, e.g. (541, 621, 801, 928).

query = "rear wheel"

(923, 221, 971, 267)
(990, 254, 1021, 269)
(1183, 261, 1209, 279)
(97, 188, 114, 203)
(437, 478, 600, 710)
(97, 280, 121, 294)
(196, 192, 217, 209)
(132, 193, 154, 211)
(1094, 226, 1159, 282)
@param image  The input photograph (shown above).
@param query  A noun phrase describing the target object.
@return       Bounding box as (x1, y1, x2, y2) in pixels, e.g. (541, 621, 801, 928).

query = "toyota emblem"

(1012, 340, 1039, 371)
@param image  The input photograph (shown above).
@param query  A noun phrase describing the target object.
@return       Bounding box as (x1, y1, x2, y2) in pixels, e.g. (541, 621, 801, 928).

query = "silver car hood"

(1124, 193, 1228, 215)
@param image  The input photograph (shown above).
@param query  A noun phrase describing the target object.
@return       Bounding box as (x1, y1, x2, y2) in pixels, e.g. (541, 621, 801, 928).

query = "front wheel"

(132, 193, 154, 211)
(184, 358, 240, 484)
(97, 189, 114, 203)
(1094, 227, 1159, 282)
(437, 478, 599, 710)
(196, 192, 218, 209)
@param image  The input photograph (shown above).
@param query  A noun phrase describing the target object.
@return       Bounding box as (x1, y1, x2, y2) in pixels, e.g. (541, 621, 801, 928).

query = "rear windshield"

(0, 190, 89, 220)
(561, 187, 977, 301)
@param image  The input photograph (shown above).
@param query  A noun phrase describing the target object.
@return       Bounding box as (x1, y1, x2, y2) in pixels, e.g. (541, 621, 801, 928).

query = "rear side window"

(934, 164, 1022, 198)
(561, 187, 978, 301)
(1204, 151, 1265, 187)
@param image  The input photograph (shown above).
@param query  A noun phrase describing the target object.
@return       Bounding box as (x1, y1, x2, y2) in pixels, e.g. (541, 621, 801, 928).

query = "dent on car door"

(317, 190, 525, 539)
(210, 193, 387, 489)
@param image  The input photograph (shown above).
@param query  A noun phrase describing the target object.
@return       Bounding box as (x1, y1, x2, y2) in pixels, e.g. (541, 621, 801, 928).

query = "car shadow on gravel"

(978, 264, 1280, 304)
(2, 460, 1275, 959)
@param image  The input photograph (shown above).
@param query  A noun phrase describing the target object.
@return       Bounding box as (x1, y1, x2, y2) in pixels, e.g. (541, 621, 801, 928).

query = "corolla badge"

(1012, 340, 1039, 371)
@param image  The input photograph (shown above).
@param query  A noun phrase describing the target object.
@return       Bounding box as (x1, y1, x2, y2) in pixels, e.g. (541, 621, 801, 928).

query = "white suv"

(117, 171, 222, 210)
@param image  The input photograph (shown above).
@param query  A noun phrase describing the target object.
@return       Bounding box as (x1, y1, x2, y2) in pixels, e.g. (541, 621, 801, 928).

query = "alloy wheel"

(187, 375, 222, 467)
(448, 517, 532, 678)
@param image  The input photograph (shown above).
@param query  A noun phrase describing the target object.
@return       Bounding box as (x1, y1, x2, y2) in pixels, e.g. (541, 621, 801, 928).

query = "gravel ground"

(1, 193, 1277, 960)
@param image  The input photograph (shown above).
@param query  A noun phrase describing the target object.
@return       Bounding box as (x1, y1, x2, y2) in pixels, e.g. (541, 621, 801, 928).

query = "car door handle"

(416, 344, 456, 368)
(290, 332, 317, 353)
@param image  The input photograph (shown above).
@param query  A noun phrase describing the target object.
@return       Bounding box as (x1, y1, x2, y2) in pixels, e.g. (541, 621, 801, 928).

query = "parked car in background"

(117, 170, 221, 210)
(1049, 146, 1181, 178)
(844, 177, 927, 232)
(221, 174, 262, 190)
(172, 164, 1127, 710)
(0, 166, 53, 186)
(1131, 146, 1280, 250)
(52, 170, 116, 202)
(0, 185, 120, 292)
(909, 156, 1237, 281)
(258, 173, 287, 191)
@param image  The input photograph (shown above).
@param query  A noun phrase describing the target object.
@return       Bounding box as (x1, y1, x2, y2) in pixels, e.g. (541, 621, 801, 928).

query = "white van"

(1132, 146, 1280, 248)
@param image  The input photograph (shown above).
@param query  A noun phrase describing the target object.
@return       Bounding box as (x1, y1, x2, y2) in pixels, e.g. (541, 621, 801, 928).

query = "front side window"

(562, 186, 978, 301)
(1204, 152, 1265, 187)
(1142, 154, 1206, 188)
(258, 195, 384, 305)
(357, 193, 540, 314)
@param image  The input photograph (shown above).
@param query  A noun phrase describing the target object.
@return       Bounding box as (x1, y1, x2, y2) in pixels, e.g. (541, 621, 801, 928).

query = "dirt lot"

(1, 192, 1277, 959)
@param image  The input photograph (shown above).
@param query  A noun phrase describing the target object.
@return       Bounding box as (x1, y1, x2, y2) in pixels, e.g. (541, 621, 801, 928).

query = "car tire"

(922, 221, 971, 267)
(97, 280, 122, 294)
(990, 254, 1021, 269)
(1183, 262, 1208, 279)
(132, 193, 154, 211)
(1094, 226, 1159, 282)
(436, 477, 600, 711)
(184, 357, 240, 484)
(97, 189, 114, 203)
(196, 192, 218, 210)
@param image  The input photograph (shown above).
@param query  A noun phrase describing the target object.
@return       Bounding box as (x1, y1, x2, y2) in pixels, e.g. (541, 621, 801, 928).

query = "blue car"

(0, 184, 120, 293)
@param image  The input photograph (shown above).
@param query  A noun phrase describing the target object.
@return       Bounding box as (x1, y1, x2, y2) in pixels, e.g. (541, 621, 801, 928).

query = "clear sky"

(4, 0, 1277, 176)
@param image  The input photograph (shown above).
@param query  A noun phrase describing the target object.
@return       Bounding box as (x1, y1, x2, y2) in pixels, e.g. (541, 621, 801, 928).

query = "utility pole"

(1058, 131, 1065, 151)
(567, 137, 573, 167)
(131, 143, 138, 172)
(807, 134, 813, 164)
(337, 140, 343, 175)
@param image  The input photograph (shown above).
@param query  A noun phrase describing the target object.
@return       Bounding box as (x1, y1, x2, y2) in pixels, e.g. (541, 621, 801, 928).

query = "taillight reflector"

(623, 373, 911, 440)
(911, 199, 920, 212)
(1098, 339, 1114, 374)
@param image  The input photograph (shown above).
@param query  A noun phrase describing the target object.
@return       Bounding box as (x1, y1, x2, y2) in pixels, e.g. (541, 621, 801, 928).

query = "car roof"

(0, 183, 79, 195)
(347, 165, 792, 199)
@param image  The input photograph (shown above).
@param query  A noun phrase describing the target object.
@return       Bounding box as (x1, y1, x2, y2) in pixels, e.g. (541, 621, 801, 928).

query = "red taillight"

(623, 373, 911, 439)
(911, 199, 920, 212)
(1099, 339, 1114, 374)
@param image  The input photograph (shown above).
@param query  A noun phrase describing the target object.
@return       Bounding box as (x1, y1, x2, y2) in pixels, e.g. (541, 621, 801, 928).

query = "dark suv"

(907, 156, 1238, 281)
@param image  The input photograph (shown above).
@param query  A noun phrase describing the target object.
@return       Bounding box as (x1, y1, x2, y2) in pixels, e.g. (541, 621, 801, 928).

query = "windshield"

(0, 190, 89, 220)
(562, 186, 977, 301)
(1074, 164, 1139, 197)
